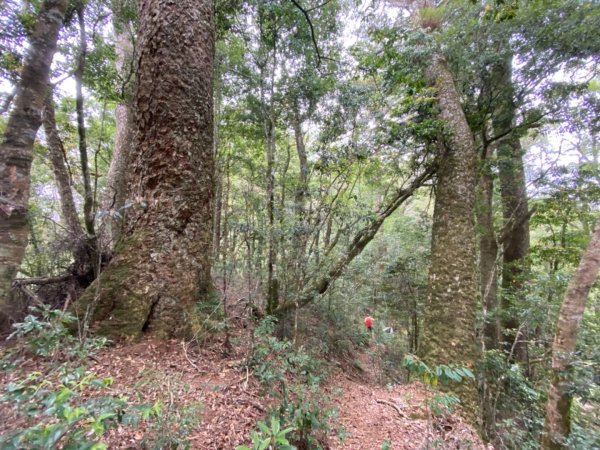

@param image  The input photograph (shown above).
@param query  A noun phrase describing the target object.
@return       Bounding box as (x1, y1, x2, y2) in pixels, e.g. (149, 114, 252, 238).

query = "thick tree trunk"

(101, 8, 135, 247)
(541, 219, 600, 450)
(419, 55, 480, 421)
(492, 56, 531, 364)
(0, 0, 68, 324)
(76, 0, 214, 339)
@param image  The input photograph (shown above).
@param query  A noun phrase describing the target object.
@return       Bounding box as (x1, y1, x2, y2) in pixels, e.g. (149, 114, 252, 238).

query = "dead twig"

(376, 399, 407, 419)
(181, 340, 204, 373)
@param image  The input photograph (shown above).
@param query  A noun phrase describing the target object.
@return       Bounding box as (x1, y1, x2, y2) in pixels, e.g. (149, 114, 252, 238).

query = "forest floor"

(0, 325, 491, 450)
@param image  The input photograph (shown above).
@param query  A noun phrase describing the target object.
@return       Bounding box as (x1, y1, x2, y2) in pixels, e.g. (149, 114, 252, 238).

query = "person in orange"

(364, 315, 374, 331)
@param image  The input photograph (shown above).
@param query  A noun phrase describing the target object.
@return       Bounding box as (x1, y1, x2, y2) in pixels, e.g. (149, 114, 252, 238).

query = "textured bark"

(420, 55, 480, 421)
(0, 0, 68, 324)
(101, 21, 135, 247)
(492, 56, 531, 364)
(76, 0, 215, 340)
(541, 219, 600, 450)
(42, 92, 84, 243)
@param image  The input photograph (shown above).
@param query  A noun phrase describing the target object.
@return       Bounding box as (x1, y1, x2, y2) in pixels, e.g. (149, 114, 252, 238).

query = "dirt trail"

(328, 350, 486, 450)
(1, 336, 488, 449)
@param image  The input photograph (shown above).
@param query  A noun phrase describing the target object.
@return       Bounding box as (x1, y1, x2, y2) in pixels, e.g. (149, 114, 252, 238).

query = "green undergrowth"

(0, 306, 201, 449)
(238, 317, 340, 450)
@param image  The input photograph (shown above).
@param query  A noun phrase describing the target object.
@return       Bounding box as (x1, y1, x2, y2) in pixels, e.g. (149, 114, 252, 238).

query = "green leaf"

(258, 437, 270, 450)
(271, 417, 280, 435)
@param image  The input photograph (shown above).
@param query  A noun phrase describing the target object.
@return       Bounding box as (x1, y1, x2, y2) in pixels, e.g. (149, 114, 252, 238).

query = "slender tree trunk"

(492, 56, 531, 364)
(292, 107, 309, 283)
(75, 3, 95, 238)
(541, 219, 600, 450)
(0, 0, 68, 324)
(212, 59, 224, 262)
(42, 91, 85, 253)
(477, 153, 500, 350)
(477, 149, 501, 438)
(265, 115, 279, 314)
(101, 18, 135, 247)
(76, 0, 215, 339)
(419, 55, 480, 421)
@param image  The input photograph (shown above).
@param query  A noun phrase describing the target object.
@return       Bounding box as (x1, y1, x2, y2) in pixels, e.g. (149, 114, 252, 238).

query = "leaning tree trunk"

(419, 55, 480, 421)
(492, 55, 531, 364)
(541, 219, 600, 450)
(76, 0, 214, 339)
(42, 91, 86, 261)
(0, 0, 68, 325)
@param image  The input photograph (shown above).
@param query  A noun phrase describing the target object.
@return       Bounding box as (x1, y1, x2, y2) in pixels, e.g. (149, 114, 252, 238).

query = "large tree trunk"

(76, 0, 215, 340)
(0, 0, 68, 325)
(492, 56, 531, 364)
(541, 219, 600, 450)
(419, 55, 480, 421)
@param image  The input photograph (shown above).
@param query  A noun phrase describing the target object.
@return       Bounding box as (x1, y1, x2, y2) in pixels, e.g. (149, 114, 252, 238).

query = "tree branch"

(274, 165, 436, 315)
(290, 0, 322, 67)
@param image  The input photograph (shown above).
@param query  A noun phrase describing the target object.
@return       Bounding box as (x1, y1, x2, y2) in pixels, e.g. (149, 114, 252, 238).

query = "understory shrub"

(241, 317, 336, 450)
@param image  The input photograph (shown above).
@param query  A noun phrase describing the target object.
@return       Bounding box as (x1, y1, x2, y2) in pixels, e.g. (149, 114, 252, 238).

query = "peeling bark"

(420, 55, 480, 421)
(76, 0, 215, 340)
(541, 219, 600, 450)
(0, 0, 68, 325)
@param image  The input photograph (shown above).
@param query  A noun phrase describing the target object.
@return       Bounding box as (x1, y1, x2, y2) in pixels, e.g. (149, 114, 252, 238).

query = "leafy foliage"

(7, 305, 108, 361)
(0, 367, 129, 449)
(245, 318, 334, 450)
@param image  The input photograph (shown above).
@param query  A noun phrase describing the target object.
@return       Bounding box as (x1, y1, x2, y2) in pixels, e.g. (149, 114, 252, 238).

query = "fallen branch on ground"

(376, 399, 407, 419)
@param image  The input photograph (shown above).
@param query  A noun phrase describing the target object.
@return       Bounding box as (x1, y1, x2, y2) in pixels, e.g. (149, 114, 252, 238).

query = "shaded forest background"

(0, 0, 599, 449)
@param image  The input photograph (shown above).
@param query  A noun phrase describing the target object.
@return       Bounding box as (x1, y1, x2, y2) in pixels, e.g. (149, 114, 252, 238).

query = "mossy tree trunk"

(0, 0, 68, 327)
(76, 0, 214, 340)
(420, 55, 480, 421)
